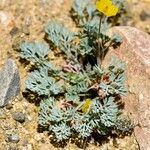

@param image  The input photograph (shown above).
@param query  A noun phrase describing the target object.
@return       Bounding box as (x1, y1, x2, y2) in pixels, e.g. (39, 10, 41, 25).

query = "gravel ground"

(0, 0, 149, 149)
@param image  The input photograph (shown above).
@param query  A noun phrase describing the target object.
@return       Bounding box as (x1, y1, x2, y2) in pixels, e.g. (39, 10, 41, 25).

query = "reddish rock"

(0, 11, 15, 31)
(103, 26, 150, 150)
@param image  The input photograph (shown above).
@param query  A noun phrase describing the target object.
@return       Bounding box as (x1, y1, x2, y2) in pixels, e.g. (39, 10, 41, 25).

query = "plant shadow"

(22, 90, 43, 106)
(36, 127, 134, 149)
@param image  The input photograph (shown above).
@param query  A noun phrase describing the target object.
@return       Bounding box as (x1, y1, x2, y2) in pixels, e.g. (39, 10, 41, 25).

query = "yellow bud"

(81, 99, 92, 113)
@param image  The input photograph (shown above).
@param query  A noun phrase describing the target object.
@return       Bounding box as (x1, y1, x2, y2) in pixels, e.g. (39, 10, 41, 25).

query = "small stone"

(22, 25, 30, 35)
(0, 59, 20, 107)
(10, 26, 19, 37)
(5, 103, 13, 109)
(34, 133, 44, 141)
(27, 115, 32, 121)
(7, 147, 18, 150)
(7, 134, 20, 143)
(140, 10, 150, 21)
(0, 108, 5, 116)
(12, 36, 24, 51)
(12, 112, 26, 123)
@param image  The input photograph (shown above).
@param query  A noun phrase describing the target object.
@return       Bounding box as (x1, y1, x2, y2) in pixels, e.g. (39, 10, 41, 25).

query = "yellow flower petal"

(96, 0, 119, 17)
(105, 4, 119, 17)
(81, 99, 92, 113)
(96, 0, 111, 14)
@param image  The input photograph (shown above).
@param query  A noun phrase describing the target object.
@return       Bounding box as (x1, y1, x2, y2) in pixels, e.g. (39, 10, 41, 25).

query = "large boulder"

(103, 26, 150, 150)
(0, 58, 20, 107)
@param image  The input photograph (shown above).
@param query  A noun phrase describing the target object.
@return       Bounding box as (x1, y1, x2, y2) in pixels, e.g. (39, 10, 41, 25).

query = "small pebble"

(10, 26, 19, 36)
(22, 25, 30, 35)
(34, 133, 42, 141)
(140, 10, 150, 21)
(12, 112, 26, 123)
(7, 134, 20, 143)
(0, 108, 5, 115)
(5, 103, 13, 110)
(7, 147, 18, 150)
(27, 115, 32, 121)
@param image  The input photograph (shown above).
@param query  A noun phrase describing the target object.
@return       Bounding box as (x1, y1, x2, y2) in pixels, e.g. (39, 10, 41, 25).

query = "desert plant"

(19, 0, 133, 145)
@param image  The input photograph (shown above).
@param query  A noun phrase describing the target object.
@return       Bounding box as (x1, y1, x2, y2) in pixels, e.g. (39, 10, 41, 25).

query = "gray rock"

(7, 134, 20, 143)
(0, 59, 20, 107)
(12, 112, 26, 123)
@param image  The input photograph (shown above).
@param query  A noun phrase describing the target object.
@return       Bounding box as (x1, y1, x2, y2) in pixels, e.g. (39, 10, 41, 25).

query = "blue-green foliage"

(71, 0, 97, 26)
(99, 97, 119, 127)
(64, 71, 90, 103)
(50, 123, 71, 141)
(100, 58, 127, 96)
(21, 42, 49, 67)
(38, 97, 122, 140)
(20, 42, 59, 71)
(20, 0, 133, 143)
(45, 22, 78, 61)
(45, 22, 75, 49)
(26, 69, 62, 96)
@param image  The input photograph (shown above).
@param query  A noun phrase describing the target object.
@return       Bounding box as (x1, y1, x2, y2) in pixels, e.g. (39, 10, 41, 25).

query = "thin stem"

(101, 40, 113, 60)
(83, 137, 87, 150)
(78, 93, 91, 96)
(97, 15, 102, 68)
(99, 15, 102, 34)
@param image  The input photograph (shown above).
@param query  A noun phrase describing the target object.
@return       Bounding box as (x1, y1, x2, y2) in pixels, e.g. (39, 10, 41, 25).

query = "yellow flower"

(96, 0, 119, 17)
(81, 99, 92, 113)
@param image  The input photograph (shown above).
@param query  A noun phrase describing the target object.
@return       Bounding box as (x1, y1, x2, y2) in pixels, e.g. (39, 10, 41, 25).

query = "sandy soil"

(0, 0, 149, 149)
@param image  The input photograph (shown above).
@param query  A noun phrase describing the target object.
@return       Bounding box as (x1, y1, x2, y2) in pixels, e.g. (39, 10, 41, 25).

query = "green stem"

(99, 16, 102, 34)
(102, 40, 113, 60)
(78, 93, 91, 96)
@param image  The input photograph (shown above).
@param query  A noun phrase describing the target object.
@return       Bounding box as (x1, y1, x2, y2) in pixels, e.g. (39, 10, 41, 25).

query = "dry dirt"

(0, 0, 149, 149)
